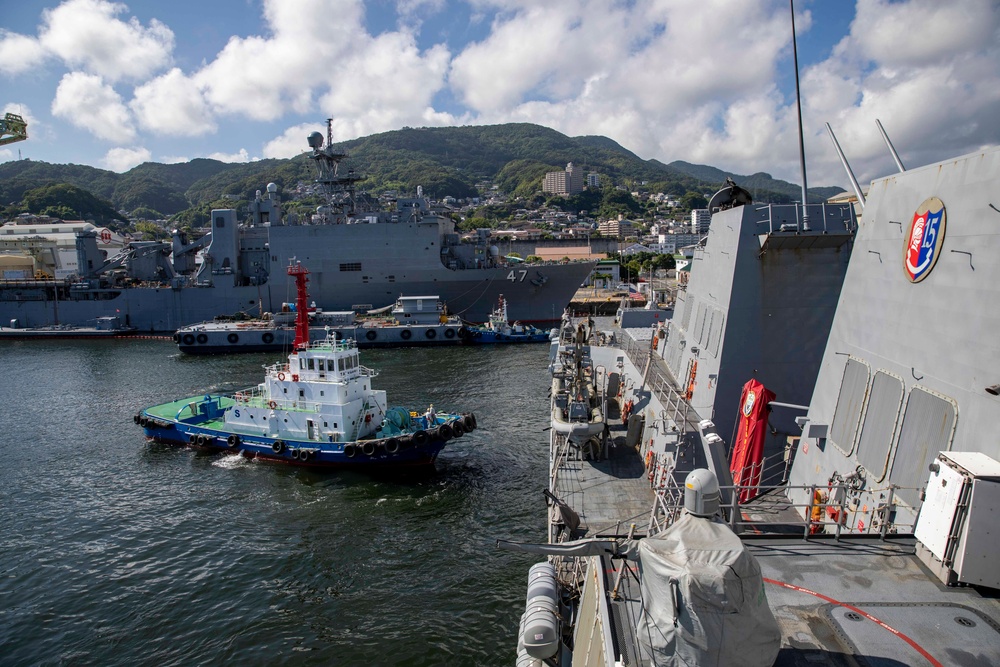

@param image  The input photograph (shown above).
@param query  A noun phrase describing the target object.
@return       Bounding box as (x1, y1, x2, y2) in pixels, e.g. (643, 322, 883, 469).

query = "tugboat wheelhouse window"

(340, 262, 362, 271)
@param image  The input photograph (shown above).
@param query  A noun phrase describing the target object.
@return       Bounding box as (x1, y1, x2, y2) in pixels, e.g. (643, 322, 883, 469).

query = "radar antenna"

(0, 112, 28, 146)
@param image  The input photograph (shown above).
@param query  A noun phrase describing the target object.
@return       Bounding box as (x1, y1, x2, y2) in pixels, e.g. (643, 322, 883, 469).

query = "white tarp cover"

(633, 513, 780, 666)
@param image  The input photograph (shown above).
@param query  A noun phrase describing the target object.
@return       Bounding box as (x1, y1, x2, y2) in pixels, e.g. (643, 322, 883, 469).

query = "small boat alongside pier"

(464, 295, 550, 344)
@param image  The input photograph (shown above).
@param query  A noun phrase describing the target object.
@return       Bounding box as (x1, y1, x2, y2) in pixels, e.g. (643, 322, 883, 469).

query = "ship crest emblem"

(904, 196, 946, 283)
(743, 390, 756, 416)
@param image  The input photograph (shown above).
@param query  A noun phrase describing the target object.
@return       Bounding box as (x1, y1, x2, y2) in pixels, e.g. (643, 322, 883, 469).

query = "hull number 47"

(506, 270, 528, 282)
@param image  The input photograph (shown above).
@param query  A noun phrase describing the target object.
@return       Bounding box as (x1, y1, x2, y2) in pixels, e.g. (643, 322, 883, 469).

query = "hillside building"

(691, 208, 711, 233)
(543, 162, 584, 196)
(597, 218, 635, 239)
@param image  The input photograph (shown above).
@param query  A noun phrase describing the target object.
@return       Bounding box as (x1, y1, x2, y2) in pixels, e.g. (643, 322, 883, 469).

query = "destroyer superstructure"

(0, 121, 594, 331)
(501, 145, 1000, 666)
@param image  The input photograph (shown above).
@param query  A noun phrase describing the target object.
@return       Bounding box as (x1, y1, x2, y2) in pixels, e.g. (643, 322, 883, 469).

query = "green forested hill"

(668, 160, 842, 203)
(0, 123, 843, 222)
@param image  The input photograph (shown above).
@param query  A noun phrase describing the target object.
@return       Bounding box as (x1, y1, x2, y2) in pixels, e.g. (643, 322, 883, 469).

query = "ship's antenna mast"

(790, 0, 810, 231)
(825, 123, 866, 210)
(876, 119, 906, 172)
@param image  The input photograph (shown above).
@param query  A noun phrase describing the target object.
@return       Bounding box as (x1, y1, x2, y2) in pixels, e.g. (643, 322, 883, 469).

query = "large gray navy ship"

(500, 143, 1000, 665)
(0, 123, 595, 332)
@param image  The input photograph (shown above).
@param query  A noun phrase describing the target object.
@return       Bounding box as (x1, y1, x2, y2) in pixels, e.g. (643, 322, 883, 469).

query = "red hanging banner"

(730, 379, 775, 503)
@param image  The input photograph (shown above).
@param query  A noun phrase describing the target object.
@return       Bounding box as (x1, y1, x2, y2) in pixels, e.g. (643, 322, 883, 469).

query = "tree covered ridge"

(0, 123, 843, 225)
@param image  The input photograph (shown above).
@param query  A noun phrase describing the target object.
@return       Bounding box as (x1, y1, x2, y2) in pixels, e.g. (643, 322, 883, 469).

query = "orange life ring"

(652, 336, 659, 350)
(364, 414, 371, 423)
(644, 450, 653, 469)
(277, 372, 286, 381)
(268, 400, 277, 409)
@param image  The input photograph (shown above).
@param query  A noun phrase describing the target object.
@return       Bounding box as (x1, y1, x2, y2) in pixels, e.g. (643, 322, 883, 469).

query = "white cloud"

(195, 0, 365, 121)
(39, 0, 174, 82)
(51, 72, 136, 143)
(0, 31, 48, 75)
(798, 0, 1000, 185)
(131, 68, 215, 136)
(102, 145, 150, 171)
(263, 123, 320, 159)
(319, 32, 452, 132)
(848, 0, 997, 69)
(207, 148, 252, 163)
(7, 0, 1000, 187)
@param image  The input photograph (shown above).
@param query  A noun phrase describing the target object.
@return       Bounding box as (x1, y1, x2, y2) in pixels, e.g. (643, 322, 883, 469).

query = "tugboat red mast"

(287, 262, 310, 349)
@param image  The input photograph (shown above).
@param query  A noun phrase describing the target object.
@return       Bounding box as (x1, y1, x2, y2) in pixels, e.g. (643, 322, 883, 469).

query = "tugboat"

(134, 262, 477, 469)
(463, 295, 550, 344)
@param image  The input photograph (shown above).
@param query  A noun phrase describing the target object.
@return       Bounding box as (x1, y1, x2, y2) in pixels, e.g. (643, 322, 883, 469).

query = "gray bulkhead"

(788, 147, 1000, 518)
(664, 202, 855, 472)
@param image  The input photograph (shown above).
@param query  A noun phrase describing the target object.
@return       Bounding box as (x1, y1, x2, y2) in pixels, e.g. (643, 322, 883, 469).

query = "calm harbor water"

(0, 339, 553, 666)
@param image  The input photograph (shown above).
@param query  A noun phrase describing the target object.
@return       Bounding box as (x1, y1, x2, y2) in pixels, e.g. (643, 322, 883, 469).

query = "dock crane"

(0, 112, 28, 145)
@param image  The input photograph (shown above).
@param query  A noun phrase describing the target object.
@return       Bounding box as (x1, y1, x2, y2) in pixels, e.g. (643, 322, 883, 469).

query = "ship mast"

(306, 118, 365, 219)
(287, 262, 310, 349)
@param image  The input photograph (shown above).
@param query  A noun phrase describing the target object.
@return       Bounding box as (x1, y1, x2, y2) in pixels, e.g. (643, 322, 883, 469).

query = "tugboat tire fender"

(463, 414, 476, 431)
(425, 329, 437, 339)
(290, 449, 300, 460)
(361, 441, 377, 456)
(272, 440, 286, 454)
(227, 333, 239, 344)
(444, 328, 456, 339)
(384, 437, 401, 454)
(457, 328, 468, 339)
(300, 449, 311, 462)
(438, 424, 453, 441)
(262, 332, 274, 344)
(412, 430, 429, 446)
(227, 434, 240, 447)
(182, 333, 195, 346)
(400, 329, 412, 340)
(366, 330, 377, 341)
(133, 414, 141, 424)
(344, 444, 356, 458)
(189, 434, 198, 445)
(452, 420, 466, 437)
(196, 333, 208, 345)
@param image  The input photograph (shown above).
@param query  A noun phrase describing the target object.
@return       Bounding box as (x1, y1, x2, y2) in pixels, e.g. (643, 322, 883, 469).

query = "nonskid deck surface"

(551, 430, 653, 538)
(749, 535, 1000, 667)
(562, 329, 1000, 667)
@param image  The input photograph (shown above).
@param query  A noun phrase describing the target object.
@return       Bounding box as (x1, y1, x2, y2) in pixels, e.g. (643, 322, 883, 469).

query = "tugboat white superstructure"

(135, 262, 476, 469)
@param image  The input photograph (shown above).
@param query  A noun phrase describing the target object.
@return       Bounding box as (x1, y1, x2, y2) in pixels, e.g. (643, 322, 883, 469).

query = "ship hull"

(0, 260, 592, 332)
(137, 397, 477, 470)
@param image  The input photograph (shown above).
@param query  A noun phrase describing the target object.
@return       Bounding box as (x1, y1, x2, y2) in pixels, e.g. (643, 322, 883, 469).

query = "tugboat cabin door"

(307, 419, 316, 440)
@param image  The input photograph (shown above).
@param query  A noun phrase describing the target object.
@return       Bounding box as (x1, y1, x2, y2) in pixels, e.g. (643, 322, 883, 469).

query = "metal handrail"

(646, 482, 920, 539)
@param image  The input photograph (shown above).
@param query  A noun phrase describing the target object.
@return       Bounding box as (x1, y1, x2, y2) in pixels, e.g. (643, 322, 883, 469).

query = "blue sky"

(2, 0, 998, 190)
